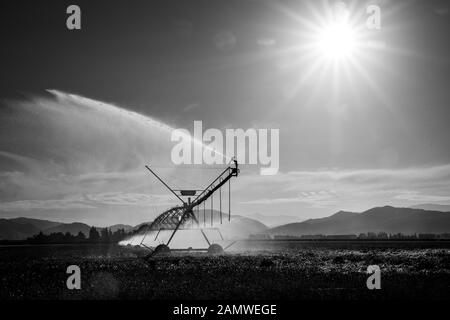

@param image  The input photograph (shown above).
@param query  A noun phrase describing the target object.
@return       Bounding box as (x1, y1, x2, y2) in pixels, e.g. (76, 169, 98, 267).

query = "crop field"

(0, 242, 449, 300)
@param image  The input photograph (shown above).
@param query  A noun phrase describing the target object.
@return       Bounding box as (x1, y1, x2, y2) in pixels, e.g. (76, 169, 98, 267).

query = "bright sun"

(316, 22, 357, 60)
(269, 1, 394, 108)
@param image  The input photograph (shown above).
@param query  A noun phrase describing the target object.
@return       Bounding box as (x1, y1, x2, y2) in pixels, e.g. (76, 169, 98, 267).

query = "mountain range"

(2, 206, 450, 240)
(266, 206, 450, 236)
(411, 203, 450, 212)
(0, 218, 135, 241)
(245, 213, 300, 227)
(0, 210, 267, 240)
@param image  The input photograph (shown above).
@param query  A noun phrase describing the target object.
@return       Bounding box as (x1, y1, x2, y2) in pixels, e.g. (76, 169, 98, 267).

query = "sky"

(0, 0, 449, 226)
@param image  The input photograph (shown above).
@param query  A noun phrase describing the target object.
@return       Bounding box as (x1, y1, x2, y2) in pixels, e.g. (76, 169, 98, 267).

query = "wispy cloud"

(393, 191, 450, 203)
(0, 199, 95, 211)
(241, 190, 338, 208)
(237, 164, 450, 211)
(0, 192, 178, 212)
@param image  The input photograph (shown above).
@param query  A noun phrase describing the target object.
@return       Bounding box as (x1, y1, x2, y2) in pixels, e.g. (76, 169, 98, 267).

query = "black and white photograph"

(0, 0, 449, 316)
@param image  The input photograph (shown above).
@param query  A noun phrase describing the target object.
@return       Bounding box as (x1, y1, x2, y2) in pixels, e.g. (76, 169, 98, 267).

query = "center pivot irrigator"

(137, 158, 239, 256)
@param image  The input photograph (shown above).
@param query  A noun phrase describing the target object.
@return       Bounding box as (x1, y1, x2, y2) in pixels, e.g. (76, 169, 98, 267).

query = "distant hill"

(0, 217, 66, 240)
(0, 211, 267, 240)
(266, 206, 450, 236)
(220, 215, 268, 239)
(0, 219, 40, 240)
(9, 217, 62, 230)
(245, 213, 300, 227)
(411, 204, 450, 212)
(108, 224, 134, 233)
(0, 218, 130, 240)
(4, 207, 450, 240)
(132, 209, 267, 240)
(186, 209, 267, 239)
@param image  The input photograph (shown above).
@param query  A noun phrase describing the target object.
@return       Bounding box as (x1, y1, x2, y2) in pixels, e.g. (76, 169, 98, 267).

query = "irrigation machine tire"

(153, 244, 170, 255)
(208, 243, 224, 255)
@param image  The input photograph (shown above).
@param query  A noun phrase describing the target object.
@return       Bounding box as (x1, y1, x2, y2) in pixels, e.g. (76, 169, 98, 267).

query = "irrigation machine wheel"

(207, 243, 224, 255)
(153, 244, 170, 255)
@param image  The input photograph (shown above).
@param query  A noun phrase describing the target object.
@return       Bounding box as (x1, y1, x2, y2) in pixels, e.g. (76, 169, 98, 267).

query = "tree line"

(253, 232, 450, 240)
(26, 227, 130, 244)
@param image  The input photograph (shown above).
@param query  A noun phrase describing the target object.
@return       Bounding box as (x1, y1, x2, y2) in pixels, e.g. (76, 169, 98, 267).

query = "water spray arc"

(140, 158, 239, 256)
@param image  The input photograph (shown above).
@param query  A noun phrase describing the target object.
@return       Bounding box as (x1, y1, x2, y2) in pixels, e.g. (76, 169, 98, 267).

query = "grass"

(0, 244, 449, 300)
